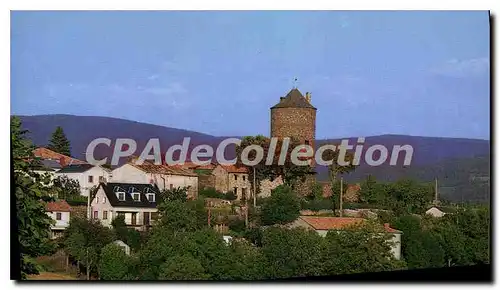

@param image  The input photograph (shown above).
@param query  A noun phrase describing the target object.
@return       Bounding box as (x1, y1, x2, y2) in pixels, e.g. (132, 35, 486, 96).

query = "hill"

(16, 114, 490, 203)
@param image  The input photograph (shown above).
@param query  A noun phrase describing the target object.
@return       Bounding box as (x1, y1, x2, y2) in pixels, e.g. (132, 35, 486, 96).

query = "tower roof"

(271, 88, 317, 110)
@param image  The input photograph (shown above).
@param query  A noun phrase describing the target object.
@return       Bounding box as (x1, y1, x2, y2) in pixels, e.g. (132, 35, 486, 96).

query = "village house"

(111, 161, 198, 198)
(289, 216, 402, 260)
(196, 164, 251, 200)
(55, 164, 112, 196)
(90, 182, 159, 230)
(45, 200, 72, 239)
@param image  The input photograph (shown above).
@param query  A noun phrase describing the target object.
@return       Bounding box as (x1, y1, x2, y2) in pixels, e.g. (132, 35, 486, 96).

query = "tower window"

(305, 140, 310, 145)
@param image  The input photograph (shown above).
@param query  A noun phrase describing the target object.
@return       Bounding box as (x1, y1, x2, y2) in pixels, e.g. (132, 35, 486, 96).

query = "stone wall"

(259, 176, 284, 197)
(198, 174, 215, 191)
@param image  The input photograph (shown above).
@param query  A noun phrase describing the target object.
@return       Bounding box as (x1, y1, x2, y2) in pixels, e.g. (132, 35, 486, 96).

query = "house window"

(242, 188, 247, 199)
(243, 175, 246, 181)
(234, 187, 238, 195)
(93, 211, 98, 219)
(103, 211, 108, 220)
(234, 174, 237, 181)
(88, 176, 94, 183)
(169, 184, 173, 190)
(147, 194, 155, 202)
(133, 193, 140, 201)
(305, 140, 310, 145)
(99, 176, 105, 182)
(118, 192, 125, 201)
(96, 197, 99, 204)
(56, 213, 62, 220)
(103, 197, 106, 203)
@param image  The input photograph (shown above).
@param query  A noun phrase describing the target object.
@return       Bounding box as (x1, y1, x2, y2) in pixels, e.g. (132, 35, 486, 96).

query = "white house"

(113, 240, 131, 255)
(111, 161, 198, 198)
(289, 216, 402, 260)
(45, 200, 72, 239)
(425, 207, 447, 218)
(90, 182, 159, 231)
(55, 164, 112, 196)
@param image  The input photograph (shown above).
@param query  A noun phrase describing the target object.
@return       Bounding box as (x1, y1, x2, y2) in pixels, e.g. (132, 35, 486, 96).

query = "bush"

(260, 185, 300, 226)
(301, 199, 334, 211)
(224, 191, 237, 201)
(228, 218, 246, 233)
(66, 195, 88, 206)
(199, 188, 225, 199)
(99, 243, 133, 280)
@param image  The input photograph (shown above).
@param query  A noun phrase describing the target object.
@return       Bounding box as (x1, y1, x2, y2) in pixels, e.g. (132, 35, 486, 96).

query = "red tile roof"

(46, 200, 72, 212)
(299, 216, 401, 233)
(129, 161, 198, 177)
(220, 164, 248, 173)
(33, 148, 86, 166)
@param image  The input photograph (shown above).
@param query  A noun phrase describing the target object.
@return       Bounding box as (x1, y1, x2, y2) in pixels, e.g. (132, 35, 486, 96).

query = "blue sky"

(11, 11, 490, 139)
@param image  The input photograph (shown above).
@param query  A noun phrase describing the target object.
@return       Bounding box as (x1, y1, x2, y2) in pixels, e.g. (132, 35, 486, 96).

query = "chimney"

(59, 157, 67, 168)
(280, 96, 285, 101)
(305, 92, 311, 103)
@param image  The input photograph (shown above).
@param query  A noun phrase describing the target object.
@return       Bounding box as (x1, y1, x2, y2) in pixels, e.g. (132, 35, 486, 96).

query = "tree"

(260, 185, 300, 225)
(50, 175, 81, 199)
(47, 126, 71, 156)
(99, 243, 134, 280)
(236, 136, 312, 189)
(111, 215, 142, 252)
(156, 199, 207, 232)
(320, 220, 406, 275)
(321, 145, 356, 183)
(64, 216, 114, 279)
(158, 187, 188, 203)
(159, 255, 210, 280)
(12, 116, 55, 279)
(261, 227, 323, 278)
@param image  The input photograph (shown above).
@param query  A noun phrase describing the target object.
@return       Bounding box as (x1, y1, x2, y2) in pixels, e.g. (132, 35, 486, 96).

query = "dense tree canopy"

(12, 116, 55, 279)
(260, 185, 300, 226)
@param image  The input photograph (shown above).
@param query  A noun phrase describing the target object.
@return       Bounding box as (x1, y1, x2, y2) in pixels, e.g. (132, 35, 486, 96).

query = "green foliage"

(260, 185, 300, 225)
(358, 176, 434, 215)
(12, 116, 55, 279)
(261, 227, 323, 278)
(159, 187, 188, 203)
(99, 243, 134, 280)
(156, 199, 207, 232)
(199, 187, 225, 199)
(111, 215, 142, 252)
(50, 175, 81, 199)
(63, 216, 114, 279)
(228, 218, 246, 233)
(321, 220, 406, 274)
(224, 191, 237, 201)
(159, 255, 210, 280)
(47, 126, 71, 156)
(301, 198, 334, 211)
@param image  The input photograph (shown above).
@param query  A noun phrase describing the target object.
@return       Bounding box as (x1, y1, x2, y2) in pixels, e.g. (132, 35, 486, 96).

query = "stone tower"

(270, 88, 317, 195)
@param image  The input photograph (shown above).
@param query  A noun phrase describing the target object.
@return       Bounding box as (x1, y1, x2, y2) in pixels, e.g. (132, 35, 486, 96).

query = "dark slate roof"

(271, 88, 316, 110)
(100, 182, 159, 208)
(56, 164, 95, 173)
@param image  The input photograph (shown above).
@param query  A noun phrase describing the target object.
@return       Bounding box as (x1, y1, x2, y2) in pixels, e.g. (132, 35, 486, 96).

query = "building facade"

(55, 164, 111, 196)
(45, 200, 72, 239)
(90, 182, 159, 230)
(111, 162, 198, 198)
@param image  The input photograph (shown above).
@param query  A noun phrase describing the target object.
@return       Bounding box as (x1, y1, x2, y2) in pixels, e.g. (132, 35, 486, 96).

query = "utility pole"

(434, 177, 439, 205)
(253, 166, 256, 207)
(339, 176, 343, 217)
